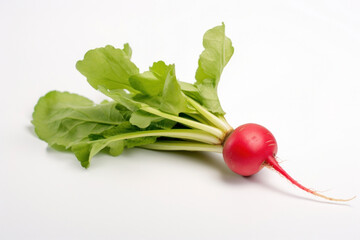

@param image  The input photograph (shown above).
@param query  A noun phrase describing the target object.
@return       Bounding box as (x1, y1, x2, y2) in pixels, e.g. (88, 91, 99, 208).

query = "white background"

(1, 0, 360, 239)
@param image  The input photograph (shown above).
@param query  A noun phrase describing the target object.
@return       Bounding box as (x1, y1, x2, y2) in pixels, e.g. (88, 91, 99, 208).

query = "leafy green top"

(195, 23, 234, 114)
(32, 24, 234, 168)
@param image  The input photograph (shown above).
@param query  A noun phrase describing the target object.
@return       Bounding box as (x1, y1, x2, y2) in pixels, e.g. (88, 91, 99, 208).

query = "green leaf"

(98, 87, 166, 128)
(129, 71, 163, 96)
(101, 62, 189, 127)
(107, 141, 125, 156)
(129, 62, 188, 115)
(195, 79, 224, 114)
(33, 24, 236, 169)
(160, 65, 188, 115)
(148, 118, 177, 130)
(71, 122, 158, 168)
(98, 86, 143, 112)
(101, 122, 138, 137)
(130, 110, 176, 129)
(72, 141, 110, 168)
(124, 136, 156, 148)
(122, 43, 132, 58)
(32, 91, 129, 149)
(130, 110, 162, 128)
(195, 23, 234, 114)
(149, 61, 170, 80)
(76, 44, 139, 92)
(178, 81, 202, 103)
(128, 60, 174, 98)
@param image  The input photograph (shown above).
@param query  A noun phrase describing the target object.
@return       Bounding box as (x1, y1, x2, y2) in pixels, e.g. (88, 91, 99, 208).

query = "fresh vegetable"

(223, 123, 354, 201)
(32, 23, 354, 202)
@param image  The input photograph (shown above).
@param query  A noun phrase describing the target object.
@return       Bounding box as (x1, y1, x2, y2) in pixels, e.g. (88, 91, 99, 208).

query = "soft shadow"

(27, 126, 355, 205)
(148, 150, 354, 206)
(27, 124, 85, 168)
(26, 124, 37, 138)
(155, 150, 245, 185)
(45, 147, 89, 170)
(243, 173, 354, 206)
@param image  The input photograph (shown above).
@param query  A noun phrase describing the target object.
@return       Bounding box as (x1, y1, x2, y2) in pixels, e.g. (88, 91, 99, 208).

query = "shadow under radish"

(27, 123, 354, 205)
(144, 149, 354, 205)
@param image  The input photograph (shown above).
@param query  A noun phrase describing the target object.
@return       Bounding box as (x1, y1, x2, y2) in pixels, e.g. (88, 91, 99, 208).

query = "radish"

(223, 123, 355, 201)
(32, 23, 355, 202)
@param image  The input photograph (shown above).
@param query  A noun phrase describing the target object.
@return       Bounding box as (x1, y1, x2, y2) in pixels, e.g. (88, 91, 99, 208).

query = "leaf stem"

(90, 129, 222, 145)
(185, 113, 212, 125)
(141, 106, 225, 139)
(217, 115, 233, 131)
(140, 141, 223, 153)
(186, 96, 233, 133)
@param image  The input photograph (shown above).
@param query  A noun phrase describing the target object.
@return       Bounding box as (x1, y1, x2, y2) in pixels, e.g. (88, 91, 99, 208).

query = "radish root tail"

(265, 156, 356, 202)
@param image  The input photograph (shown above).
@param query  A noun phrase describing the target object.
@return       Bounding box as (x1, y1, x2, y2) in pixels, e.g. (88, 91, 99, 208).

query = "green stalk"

(141, 106, 225, 139)
(185, 113, 212, 125)
(217, 115, 233, 131)
(186, 97, 233, 133)
(94, 129, 222, 145)
(140, 141, 223, 153)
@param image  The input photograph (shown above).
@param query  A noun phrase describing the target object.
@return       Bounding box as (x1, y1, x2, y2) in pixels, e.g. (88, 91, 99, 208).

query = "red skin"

(223, 123, 277, 176)
(222, 123, 354, 201)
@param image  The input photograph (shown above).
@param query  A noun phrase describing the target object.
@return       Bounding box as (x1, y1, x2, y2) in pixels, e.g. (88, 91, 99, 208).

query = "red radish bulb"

(223, 123, 277, 176)
(223, 123, 355, 202)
